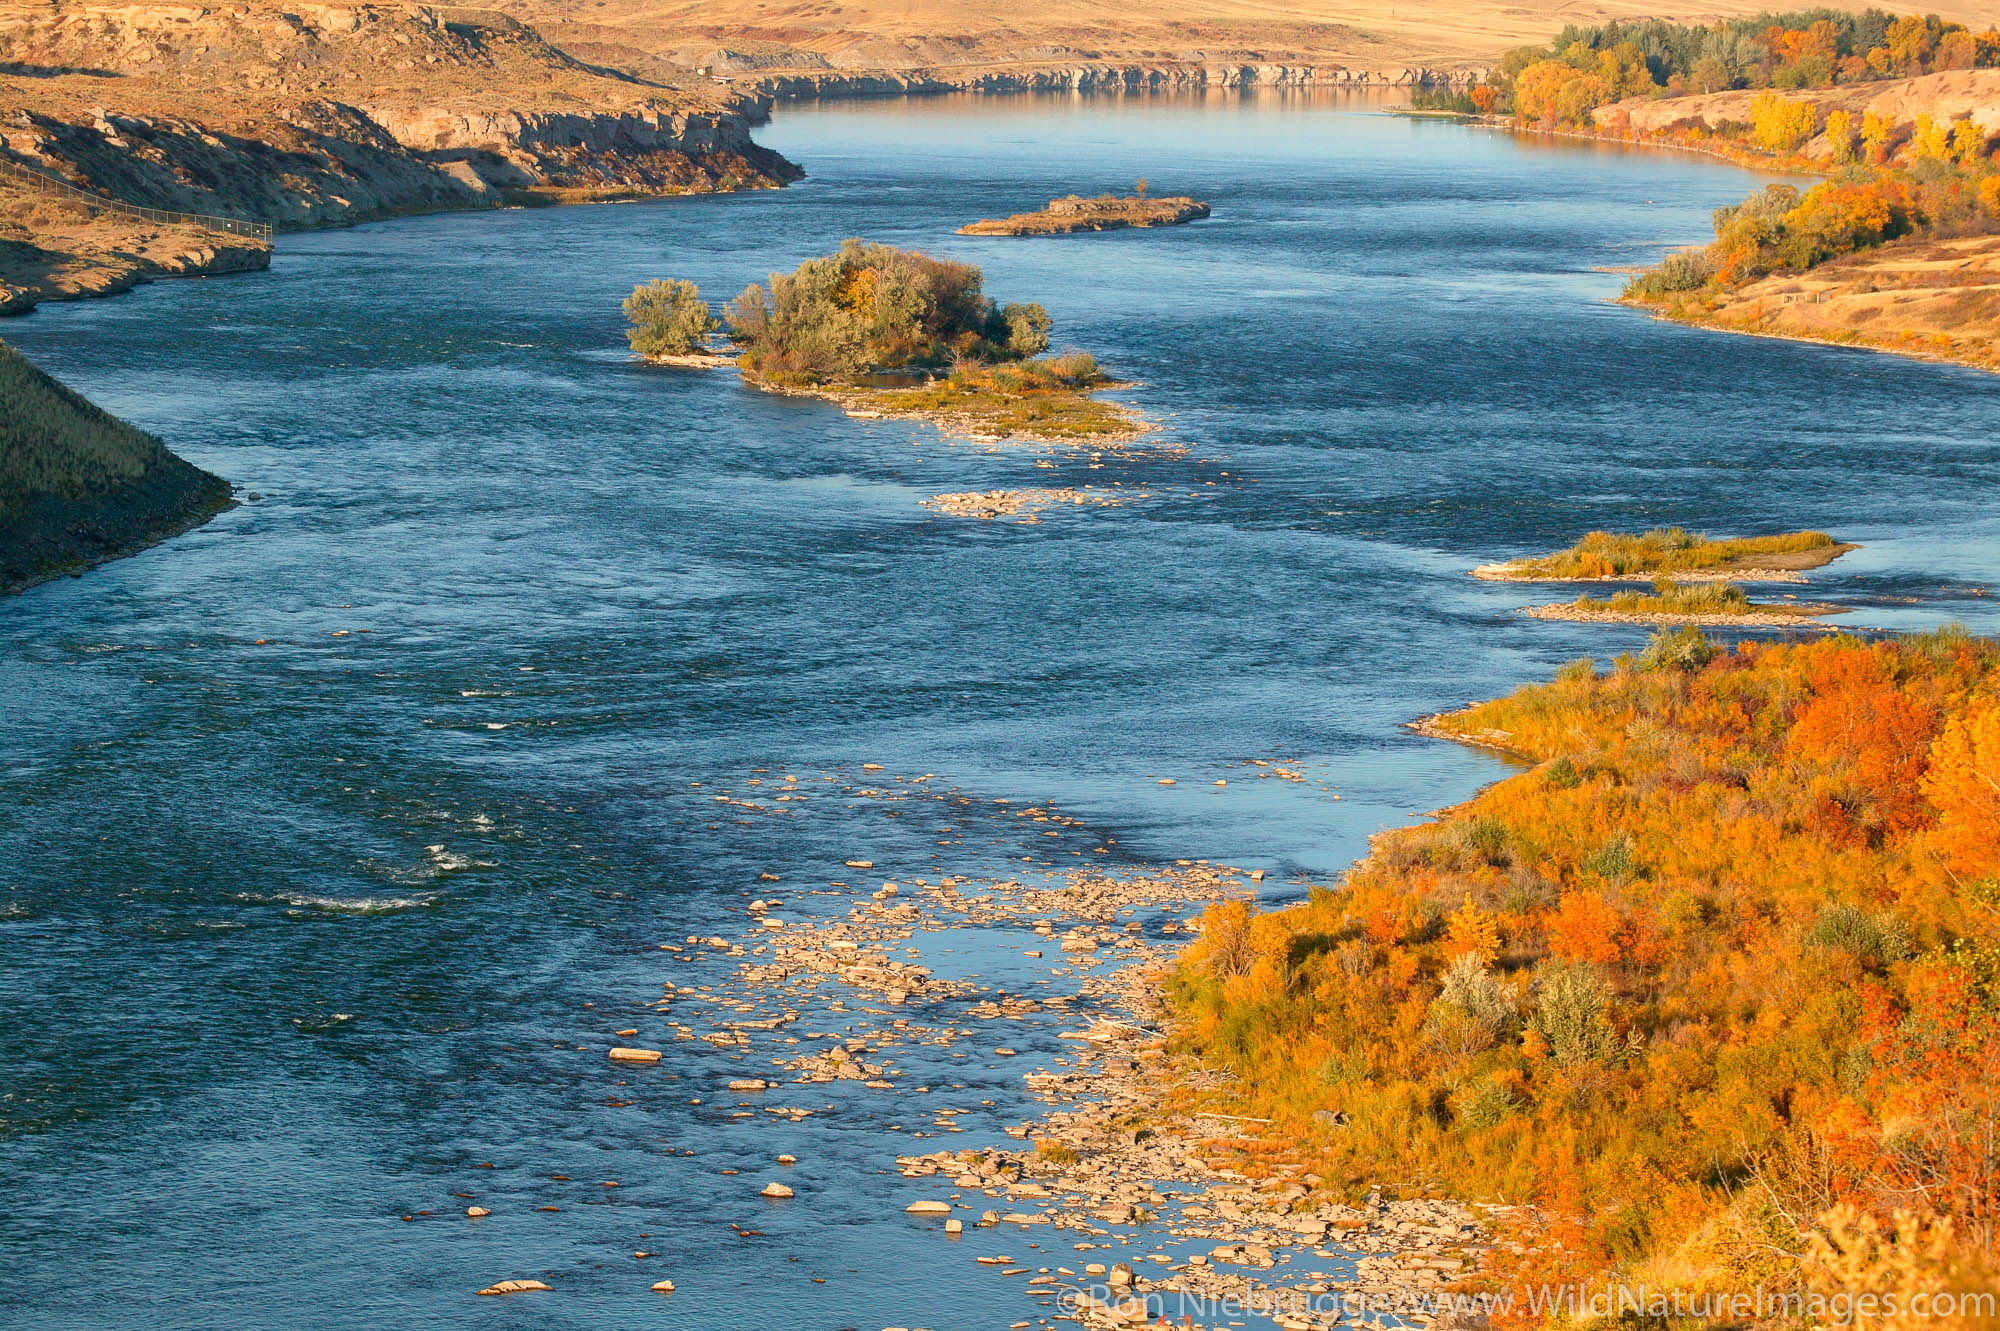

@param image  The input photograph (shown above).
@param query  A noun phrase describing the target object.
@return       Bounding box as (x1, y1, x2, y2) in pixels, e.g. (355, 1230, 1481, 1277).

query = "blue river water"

(3, 92, 1999, 1329)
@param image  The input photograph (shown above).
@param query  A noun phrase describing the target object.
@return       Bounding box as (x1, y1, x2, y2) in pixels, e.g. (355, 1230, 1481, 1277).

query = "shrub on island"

(723, 239, 1052, 386)
(1554, 578, 1834, 621)
(1494, 527, 1841, 579)
(625, 278, 717, 358)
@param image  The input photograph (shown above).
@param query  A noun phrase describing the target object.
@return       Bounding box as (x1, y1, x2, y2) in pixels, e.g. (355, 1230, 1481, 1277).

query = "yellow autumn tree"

(1751, 91, 1819, 153)
(1446, 894, 1502, 962)
(1913, 113, 1953, 161)
(1863, 110, 1897, 163)
(1825, 109, 1856, 164)
(1919, 697, 2000, 881)
(1950, 118, 1988, 166)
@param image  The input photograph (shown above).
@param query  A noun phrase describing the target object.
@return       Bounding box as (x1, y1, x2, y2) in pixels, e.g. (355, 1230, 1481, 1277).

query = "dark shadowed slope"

(1, 338, 228, 593)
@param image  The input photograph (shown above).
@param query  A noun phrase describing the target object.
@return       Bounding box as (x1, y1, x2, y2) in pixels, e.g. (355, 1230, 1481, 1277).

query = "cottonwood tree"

(625, 279, 717, 357)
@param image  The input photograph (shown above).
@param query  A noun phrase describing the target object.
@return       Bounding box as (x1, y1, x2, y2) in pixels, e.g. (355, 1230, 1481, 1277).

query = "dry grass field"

(503, 0, 2000, 77)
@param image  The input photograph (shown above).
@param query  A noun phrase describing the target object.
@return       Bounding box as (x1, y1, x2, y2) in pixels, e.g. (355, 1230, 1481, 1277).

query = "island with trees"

(627, 239, 1142, 440)
(959, 183, 1210, 236)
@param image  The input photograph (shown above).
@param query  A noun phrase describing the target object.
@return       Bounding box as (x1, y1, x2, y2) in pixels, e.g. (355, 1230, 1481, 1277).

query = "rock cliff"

(0, 3, 799, 238)
(750, 62, 1479, 101)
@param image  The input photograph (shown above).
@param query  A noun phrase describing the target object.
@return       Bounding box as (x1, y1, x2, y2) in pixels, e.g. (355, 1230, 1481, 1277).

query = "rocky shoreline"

(0, 2, 803, 318)
(639, 349, 734, 370)
(479, 763, 1499, 1326)
(0, 222, 270, 318)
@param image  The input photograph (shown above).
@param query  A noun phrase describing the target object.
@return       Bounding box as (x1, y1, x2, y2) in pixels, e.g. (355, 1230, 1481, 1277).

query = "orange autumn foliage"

(1548, 891, 1623, 964)
(1172, 629, 2000, 1303)
(1785, 640, 1939, 837)
(1921, 698, 2000, 881)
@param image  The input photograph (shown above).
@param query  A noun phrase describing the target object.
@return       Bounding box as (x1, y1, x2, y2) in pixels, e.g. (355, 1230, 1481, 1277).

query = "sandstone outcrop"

(0, 1, 800, 311)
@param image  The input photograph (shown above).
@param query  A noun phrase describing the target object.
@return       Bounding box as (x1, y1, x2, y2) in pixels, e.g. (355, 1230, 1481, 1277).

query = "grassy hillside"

(1, 339, 228, 592)
(1173, 630, 1999, 1303)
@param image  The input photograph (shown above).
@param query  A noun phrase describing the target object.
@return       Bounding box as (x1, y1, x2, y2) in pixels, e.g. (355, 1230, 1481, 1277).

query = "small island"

(1474, 527, 1854, 583)
(704, 239, 1144, 440)
(1524, 579, 1845, 627)
(958, 189, 1210, 237)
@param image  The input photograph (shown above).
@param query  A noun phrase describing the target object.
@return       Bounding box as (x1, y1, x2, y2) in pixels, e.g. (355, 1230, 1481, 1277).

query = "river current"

(3, 93, 1998, 1329)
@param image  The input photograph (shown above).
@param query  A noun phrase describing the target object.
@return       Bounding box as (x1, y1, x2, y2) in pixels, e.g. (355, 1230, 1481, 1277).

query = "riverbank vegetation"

(1483, 11, 2000, 127)
(1171, 627, 2000, 1306)
(721, 239, 1139, 440)
(1479, 527, 1848, 579)
(1441, 11, 2000, 374)
(1, 339, 228, 592)
(855, 353, 1132, 438)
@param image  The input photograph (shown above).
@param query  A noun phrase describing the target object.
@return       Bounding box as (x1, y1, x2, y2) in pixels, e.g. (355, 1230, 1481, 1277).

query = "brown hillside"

(0, 2, 797, 311)
(501, 0, 2000, 83)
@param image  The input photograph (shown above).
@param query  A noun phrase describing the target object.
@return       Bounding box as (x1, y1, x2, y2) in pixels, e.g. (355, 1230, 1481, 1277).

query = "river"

(3, 91, 1998, 1329)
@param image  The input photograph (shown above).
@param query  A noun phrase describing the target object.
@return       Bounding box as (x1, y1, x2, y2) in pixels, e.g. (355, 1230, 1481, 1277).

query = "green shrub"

(1583, 832, 1636, 883)
(625, 278, 717, 357)
(1002, 301, 1051, 357)
(1534, 962, 1617, 1068)
(1640, 625, 1718, 672)
(725, 238, 1056, 386)
(1454, 1076, 1523, 1130)
(1625, 248, 1716, 299)
(1425, 954, 1518, 1056)
(1807, 904, 1911, 972)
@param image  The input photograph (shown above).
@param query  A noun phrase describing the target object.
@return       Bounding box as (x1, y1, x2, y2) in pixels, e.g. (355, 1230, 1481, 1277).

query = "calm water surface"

(4, 93, 1999, 1329)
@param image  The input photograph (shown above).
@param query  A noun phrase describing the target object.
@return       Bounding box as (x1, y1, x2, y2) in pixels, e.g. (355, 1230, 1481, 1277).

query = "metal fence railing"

(0, 156, 273, 242)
